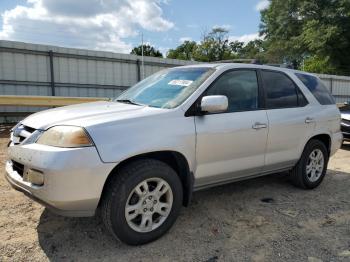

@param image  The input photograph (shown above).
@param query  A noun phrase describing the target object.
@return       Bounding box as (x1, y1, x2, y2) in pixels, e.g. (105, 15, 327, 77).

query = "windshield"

(116, 67, 215, 108)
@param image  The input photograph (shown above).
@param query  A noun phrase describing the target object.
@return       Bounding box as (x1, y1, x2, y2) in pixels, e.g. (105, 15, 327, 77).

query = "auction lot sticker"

(168, 80, 193, 86)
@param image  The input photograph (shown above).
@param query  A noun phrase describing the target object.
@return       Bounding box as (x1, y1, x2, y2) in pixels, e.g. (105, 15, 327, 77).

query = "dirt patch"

(1, 137, 350, 261)
(0, 124, 12, 138)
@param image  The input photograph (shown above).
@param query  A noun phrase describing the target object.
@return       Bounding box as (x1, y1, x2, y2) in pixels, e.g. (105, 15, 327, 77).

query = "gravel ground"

(1, 128, 350, 261)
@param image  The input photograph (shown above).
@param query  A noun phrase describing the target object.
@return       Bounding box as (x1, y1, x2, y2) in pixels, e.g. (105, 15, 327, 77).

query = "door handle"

(252, 122, 267, 130)
(305, 117, 315, 124)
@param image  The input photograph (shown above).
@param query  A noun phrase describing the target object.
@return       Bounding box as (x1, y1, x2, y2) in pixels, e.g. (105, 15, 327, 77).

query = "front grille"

(12, 160, 24, 177)
(23, 125, 35, 133)
(11, 124, 36, 145)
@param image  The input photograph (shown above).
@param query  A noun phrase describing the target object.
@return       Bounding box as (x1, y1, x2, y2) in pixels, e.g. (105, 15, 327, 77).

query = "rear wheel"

(101, 159, 183, 245)
(290, 139, 329, 189)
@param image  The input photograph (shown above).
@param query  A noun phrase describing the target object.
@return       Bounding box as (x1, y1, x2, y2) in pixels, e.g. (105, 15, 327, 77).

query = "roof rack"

(213, 59, 295, 69)
(214, 59, 261, 64)
(265, 63, 294, 69)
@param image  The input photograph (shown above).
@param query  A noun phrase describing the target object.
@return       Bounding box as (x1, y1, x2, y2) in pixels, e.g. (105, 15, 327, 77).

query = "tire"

(100, 158, 183, 245)
(290, 139, 329, 189)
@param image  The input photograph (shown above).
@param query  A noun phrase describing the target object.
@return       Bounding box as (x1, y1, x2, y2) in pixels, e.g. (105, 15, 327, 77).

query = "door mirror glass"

(200, 95, 228, 113)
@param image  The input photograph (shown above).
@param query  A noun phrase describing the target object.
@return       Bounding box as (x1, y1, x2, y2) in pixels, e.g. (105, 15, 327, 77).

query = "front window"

(205, 70, 259, 112)
(116, 67, 215, 108)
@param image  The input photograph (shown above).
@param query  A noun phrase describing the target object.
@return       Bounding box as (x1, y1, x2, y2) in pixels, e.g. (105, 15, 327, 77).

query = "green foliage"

(129, 2, 350, 75)
(260, 0, 350, 75)
(193, 27, 234, 62)
(165, 27, 267, 63)
(131, 44, 163, 58)
(167, 41, 197, 60)
(239, 40, 266, 60)
(229, 41, 244, 54)
(303, 55, 336, 74)
(167, 28, 237, 62)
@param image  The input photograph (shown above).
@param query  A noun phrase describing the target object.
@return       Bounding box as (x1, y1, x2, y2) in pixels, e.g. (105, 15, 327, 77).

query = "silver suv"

(5, 64, 342, 245)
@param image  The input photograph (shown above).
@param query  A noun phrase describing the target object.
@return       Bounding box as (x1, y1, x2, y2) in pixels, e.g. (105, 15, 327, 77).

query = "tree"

(239, 39, 265, 59)
(229, 41, 244, 54)
(167, 27, 269, 63)
(166, 28, 268, 63)
(167, 41, 197, 60)
(131, 44, 163, 58)
(303, 55, 336, 74)
(260, 0, 350, 74)
(194, 27, 234, 62)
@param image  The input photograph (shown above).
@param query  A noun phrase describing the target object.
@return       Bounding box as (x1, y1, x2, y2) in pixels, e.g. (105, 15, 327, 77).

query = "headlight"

(36, 126, 94, 148)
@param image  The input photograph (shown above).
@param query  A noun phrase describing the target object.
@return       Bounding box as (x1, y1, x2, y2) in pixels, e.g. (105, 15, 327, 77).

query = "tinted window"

(295, 73, 335, 105)
(206, 70, 259, 113)
(262, 71, 299, 109)
(297, 88, 309, 107)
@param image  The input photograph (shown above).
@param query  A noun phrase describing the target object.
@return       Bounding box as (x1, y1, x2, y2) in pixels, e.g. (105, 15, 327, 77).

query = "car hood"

(22, 101, 153, 130)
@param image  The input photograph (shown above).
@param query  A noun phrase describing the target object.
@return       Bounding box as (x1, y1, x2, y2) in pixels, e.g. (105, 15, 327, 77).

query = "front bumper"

(5, 143, 116, 217)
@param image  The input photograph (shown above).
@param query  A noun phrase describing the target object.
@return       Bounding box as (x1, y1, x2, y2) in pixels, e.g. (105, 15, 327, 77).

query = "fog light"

(23, 168, 44, 186)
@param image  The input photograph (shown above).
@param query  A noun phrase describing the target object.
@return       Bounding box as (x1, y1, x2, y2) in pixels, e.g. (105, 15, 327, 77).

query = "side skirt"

(193, 166, 294, 192)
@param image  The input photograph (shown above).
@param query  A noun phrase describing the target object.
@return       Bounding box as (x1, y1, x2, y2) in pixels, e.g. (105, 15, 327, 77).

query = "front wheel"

(101, 159, 183, 245)
(290, 139, 329, 189)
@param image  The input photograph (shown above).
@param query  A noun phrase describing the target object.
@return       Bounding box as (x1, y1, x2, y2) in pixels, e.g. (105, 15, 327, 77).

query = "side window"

(262, 70, 302, 109)
(295, 73, 335, 105)
(297, 88, 308, 107)
(206, 70, 259, 113)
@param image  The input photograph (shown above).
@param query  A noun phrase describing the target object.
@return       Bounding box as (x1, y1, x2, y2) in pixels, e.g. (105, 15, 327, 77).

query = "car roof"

(177, 63, 315, 76)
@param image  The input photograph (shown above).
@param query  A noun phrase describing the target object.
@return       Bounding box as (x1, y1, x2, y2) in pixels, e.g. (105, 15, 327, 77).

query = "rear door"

(194, 69, 269, 188)
(261, 70, 315, 172)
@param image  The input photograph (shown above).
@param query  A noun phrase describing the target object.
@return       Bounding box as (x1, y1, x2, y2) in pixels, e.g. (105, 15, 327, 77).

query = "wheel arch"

(99, 151, 194, 208)
(305, 133, 331, 155)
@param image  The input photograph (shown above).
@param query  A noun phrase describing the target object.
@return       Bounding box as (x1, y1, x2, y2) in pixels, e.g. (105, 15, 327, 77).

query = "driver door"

(194, 69, 268, 188)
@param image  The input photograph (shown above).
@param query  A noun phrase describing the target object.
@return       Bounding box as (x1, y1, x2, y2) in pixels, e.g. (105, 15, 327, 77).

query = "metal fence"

(315, 73, 350, 103)
(1, 40, 350, 123)
(0, 40, 198, 122)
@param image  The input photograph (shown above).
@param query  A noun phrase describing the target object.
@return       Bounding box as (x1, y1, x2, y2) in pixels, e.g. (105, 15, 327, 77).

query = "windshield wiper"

(116, 99, 142, 106)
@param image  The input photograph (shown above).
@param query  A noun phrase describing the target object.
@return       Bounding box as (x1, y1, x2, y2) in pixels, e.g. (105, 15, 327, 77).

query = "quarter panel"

(301, 104, 341, 156)
(264, 106, 316, 168)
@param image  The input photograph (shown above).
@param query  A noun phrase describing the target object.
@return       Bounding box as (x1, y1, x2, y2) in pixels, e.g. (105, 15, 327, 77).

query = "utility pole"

(141, 32, 145, 80)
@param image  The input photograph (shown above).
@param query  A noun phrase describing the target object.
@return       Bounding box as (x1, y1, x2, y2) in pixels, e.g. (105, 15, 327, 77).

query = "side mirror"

(200, 95, 228, 114)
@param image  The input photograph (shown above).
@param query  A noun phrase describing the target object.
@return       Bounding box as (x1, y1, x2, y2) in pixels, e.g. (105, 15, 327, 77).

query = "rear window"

(295, 73, 335, 105)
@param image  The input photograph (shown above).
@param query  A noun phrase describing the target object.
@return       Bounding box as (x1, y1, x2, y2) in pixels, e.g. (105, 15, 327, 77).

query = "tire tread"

(290, 139, 329, 189)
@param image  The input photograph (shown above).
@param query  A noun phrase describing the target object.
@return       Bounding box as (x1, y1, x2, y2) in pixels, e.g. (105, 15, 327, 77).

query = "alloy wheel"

(306, 149, 325, 182)
(125, 178, 173, 233)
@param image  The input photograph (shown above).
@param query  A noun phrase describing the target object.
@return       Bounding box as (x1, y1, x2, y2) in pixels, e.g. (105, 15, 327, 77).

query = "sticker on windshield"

(168, 80, 193, 86)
